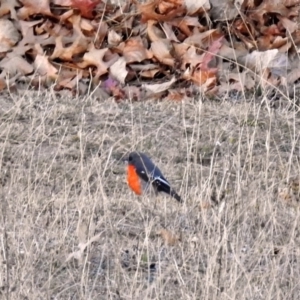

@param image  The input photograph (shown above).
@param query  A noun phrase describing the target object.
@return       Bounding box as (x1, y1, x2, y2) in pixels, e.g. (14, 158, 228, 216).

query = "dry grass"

(0, 90, 300, 299)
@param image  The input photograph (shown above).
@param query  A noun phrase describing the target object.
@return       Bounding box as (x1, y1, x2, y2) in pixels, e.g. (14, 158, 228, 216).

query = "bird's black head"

(128, 151, 141, 165)
(128, 153, 133, 163)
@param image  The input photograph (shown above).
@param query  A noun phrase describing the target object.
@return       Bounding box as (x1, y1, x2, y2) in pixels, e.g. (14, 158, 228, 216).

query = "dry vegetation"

(1, 0, 300, 299)
(0, 90, 299, 299)
(1, 0, 300, 100)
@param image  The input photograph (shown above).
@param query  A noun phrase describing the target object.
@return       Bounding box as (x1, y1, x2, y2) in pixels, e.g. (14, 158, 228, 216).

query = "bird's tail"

(170, 189, 182, 203)
(154, 178, 183, 203)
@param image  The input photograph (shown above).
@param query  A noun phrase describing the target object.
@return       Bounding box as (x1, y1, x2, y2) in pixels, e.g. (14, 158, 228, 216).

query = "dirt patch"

(0, 91, 300, 299)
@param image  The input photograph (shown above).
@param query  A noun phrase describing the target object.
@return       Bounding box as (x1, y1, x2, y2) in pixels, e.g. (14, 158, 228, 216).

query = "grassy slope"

(0, 91, 300, 299)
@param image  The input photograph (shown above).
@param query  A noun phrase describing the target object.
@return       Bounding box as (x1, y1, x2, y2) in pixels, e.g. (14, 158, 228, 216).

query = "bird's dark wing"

(153, 176, 182, 203)
(134, 165, 150, 183)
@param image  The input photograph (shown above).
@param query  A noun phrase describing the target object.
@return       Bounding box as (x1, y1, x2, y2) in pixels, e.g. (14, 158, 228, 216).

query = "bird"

(126, 151, 182, 202)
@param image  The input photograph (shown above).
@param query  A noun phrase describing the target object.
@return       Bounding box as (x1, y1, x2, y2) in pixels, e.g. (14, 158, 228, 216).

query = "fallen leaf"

(34, 54, 58, 78)
(199, 201, 212, 210)
(121, 37, 153, 63)
(56, 71, 83, 90)
(0, 54, 33, 76)
(184, 36, 223, 89)
(139, 0, 185, 23)
(238, 49, 284, 76)
(220, 70, 255, 92)
(278, 188, 298, 207)
(110, 57, 128, 84)
(108, 29, 122, 46)
(184, 0, 210, 15)
(278, 16, 297, 33)
(151, 39, 175, 66)
(182, 46, 204, 68)
(18, 0, 53, 19)
(71, 0, 101, 19)
(210, 0, 240, 21)
(18, 20, 55, 50)
(169, 16, 205, 37)
(0, 78, 7, 91)
(0, 0, 20, 19)
(249, 0, 291, 26)
(93, 22, 108, 48)
(157, 228, 180, 246)
(0, 19, 21, 52)
(164, 89, 185, 101)
(201, 36, 223, 70)
(147, 20, 166, 42)
(78, 46, 118, 78)
(143, 76, 176, 94)
(53, 0, 72, 5)
(140, 68, 160, 78)
(51, 34, 88, 61)
(161, 22, 180, 42)
(184, 29, 223, 49)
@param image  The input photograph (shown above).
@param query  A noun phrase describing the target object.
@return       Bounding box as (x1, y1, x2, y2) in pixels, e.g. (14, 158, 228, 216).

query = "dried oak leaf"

(130, 63, 160, 78)
(143, 76, 176, 94)
(91, 21, 108, 48)
(53, 0, 72, 5)
(151, 39, 175, 67)
(0, 54, 33, 77)
(157, 229, 180, 246)
(185, 36, 223, 89)
(0, 0, 20, 19)
(184, 0, 210, 15)
(77, 46, 118, 79)
(71, 0, 101, 19)
(168, 16, 205, 38)
(51, 34, 88, 61)
(218, 70, 255, 93)
(201, 36, 223, 70)
(238, 49, 287, 77)
(18, 0, 53, 19)
(0, 79, 6, 91)
(108, 30, 122, 47)
(140, 68, 160, 78)
(182, 46, 205, 69)
(218, 42, 248, 60)
(278, 16, 297, 33)
(139, 0, 185, 23)
(249, 0, 296, 26)
(0, 19, 21, 52)
(278, 188, 298, 207)
(56, 70, 83, 90)
(161, 22, 180, 42)
(147, 20, 166, 42)
(210, 0, 240, 21)
(19, 20, 57, 50)
(120, 37, 153, 63)
(184, 29, 223, 49)
(34, 49, 58, 79)
(18, 20, 43, 42)
(110, 57, 128, 84)
(164, 89, 186, 101)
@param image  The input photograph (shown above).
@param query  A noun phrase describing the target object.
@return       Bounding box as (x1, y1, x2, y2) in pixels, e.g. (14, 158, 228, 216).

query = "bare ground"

(0, 91, 300, 299)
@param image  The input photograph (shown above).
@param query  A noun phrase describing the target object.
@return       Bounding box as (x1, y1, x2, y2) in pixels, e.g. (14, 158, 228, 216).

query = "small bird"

(126, 151, 182, 202)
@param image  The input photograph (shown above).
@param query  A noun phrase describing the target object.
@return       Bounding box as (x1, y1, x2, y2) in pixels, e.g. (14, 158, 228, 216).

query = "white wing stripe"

(154, 176, 170, 186)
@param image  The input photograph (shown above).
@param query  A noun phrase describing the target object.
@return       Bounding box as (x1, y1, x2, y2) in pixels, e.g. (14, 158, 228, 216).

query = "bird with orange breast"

(126, 151, 182, 203)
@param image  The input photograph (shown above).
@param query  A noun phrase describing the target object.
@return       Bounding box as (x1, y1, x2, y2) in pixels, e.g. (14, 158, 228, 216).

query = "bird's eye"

(128, 155, 132, 162)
